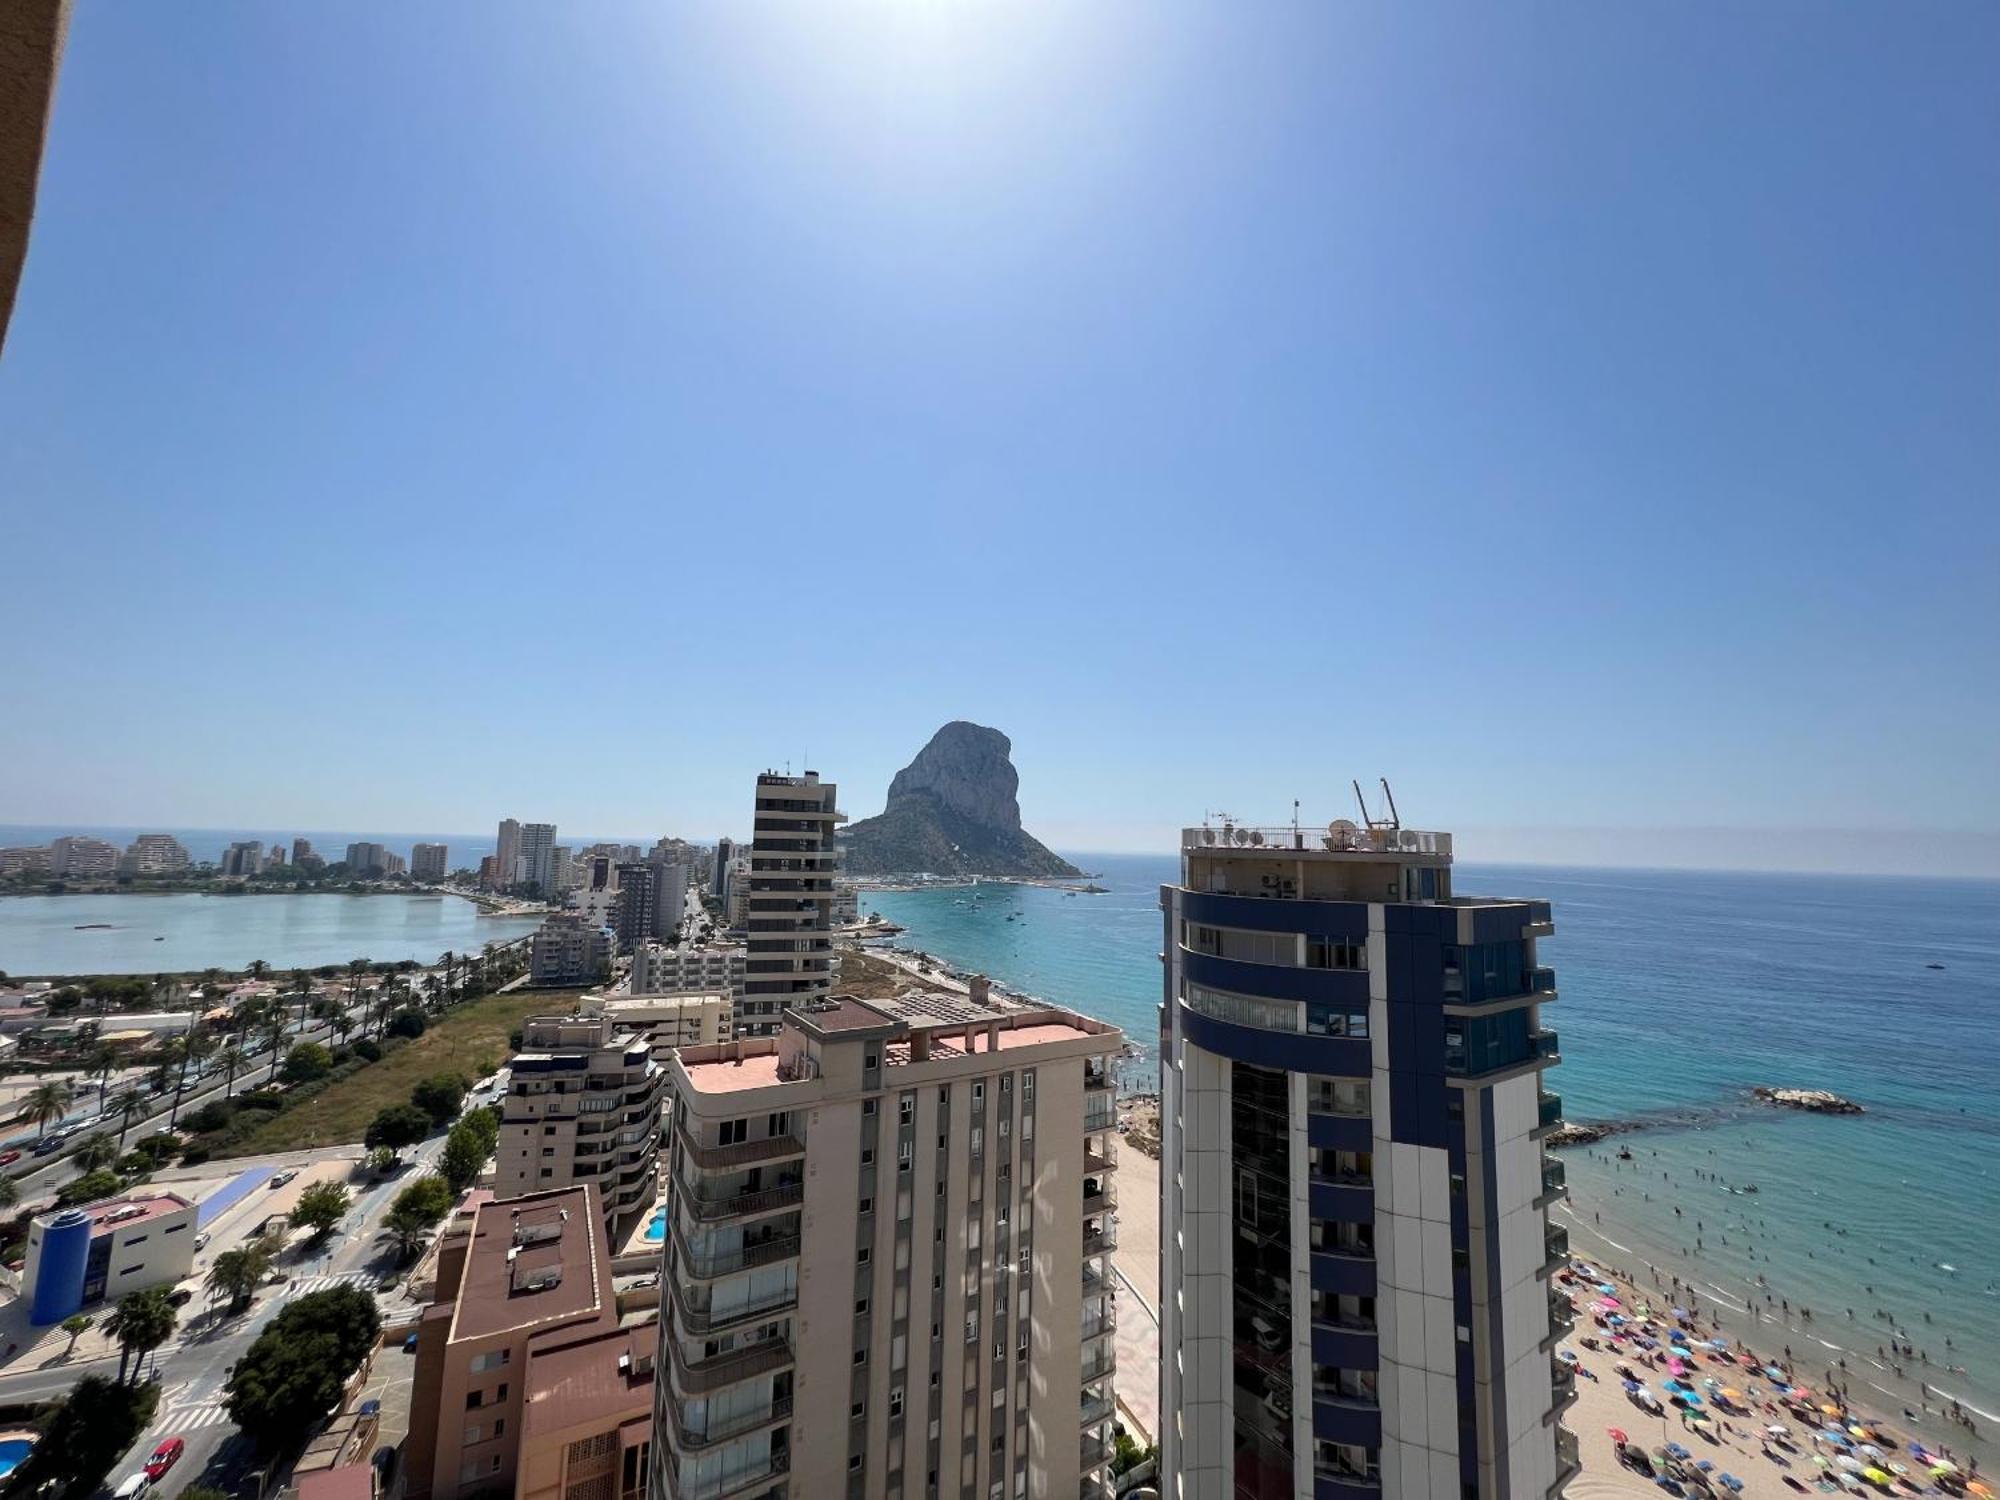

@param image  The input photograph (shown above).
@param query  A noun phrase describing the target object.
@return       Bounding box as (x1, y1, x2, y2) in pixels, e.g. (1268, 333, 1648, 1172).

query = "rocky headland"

(839, 722, 1083, 880)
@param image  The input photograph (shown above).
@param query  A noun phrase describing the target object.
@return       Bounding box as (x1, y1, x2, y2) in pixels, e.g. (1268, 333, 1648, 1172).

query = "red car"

(144, 1438, 184, 1482)
(0, 1150, 21, 1166)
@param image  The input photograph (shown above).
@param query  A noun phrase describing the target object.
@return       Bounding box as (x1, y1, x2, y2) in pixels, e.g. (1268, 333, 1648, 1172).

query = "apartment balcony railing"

(1543, 1292, 1576, 1348)
(668, 1448, 791, 1500)
(1079, 1307, 1117, 1343)
(1083, 1146, 1117, 1175)
(671, 1274, 800, 1337)
(684, 1180, 805, 1224)
(1532, 1028, 1560, 1061)
(1551, 1362, 1576, 1404)
(1082, 1183, 1117, 1214)
(1082, 1223, 1118, 1257)
(1080, 1391, 1115, 1427)
(668, 1396, 794, 1453)
(672, 1223, 802, 1280)
(1083, 1068, 1115, 1093)
(1537, 1091, 1563, 1129)
(1080, 1435, 1114, 1472)
(1537, 1157, 1567, 1205)
(1541, 1224, 1570, 1275)
(1082, 1348, 1115, 1384)
(666, 1328, 795, 1397)
(1083, 1103, 1116, 1134)
(1528, 966, 1556, 994)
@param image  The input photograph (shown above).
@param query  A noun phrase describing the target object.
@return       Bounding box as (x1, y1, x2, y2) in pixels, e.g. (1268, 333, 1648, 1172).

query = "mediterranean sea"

(860, 855, 2000, 1440)
(0, 891, 544, 976)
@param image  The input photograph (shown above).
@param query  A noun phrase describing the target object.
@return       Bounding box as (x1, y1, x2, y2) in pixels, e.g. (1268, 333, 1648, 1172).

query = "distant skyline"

(2, 6, 1994, 874)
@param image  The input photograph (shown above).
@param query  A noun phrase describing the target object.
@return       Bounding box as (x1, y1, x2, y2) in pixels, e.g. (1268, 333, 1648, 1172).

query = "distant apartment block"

(0, 846, 52, 876)
(381, 850, 408, 878)
(521, 823, 559, 897)
(292, 837, 315, 864)
(497, 1013, 662, 1240)
(220, 839, 267, 878)
(710, 837, 733, 899)
(614, 862, 688, 955)
(595, 992, 732, 1060)
(120, 834, 190, 876)
(629, 942, 745, 999)
(344, 841, 390, 878)
(402, 1185, 654, 1500)
(496, 819, 523, 892)
(831, 883, 861, 928)
(50, 835, 120, 879)
(738, 771, 843, 1037)
(412, 842, 450, 881)
(528, 914, 614, 988)
(651, 994, 1124, 1500)
(1158, 813, 1573, 1500)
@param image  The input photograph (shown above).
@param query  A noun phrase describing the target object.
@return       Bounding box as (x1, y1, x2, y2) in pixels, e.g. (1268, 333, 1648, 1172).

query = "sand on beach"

(1553, 1252, 1990, 1500)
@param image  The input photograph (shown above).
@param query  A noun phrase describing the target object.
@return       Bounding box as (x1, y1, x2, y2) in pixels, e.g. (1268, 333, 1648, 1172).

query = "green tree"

(20, 1078, 75, 1138)
(217, 1042, 247, 1099)
(0, 1175, 18, 1211)
(364, 1103, 432, 1150)
(206, 1243, 271, 1313)
(110, 1089, 146, 1148)
(387, 1007, 426, 1040)
(103, 1286, 177, 1384)
(282, 1041, 334, 1084)
(84, 1045, 119, 1111)
(289, 1180, 351, 1242)
(381, 1173, 455, 1260)
(224, 1286, 381, 1453)
(438, 1111, 498, 1193)
(69, 1132, 119, 1173)
(59, 1312, 92, 1355)
(410, 1072, 468, 1125)
(56, 1168, 125, 1207)
(0, 1375, 158, 1500)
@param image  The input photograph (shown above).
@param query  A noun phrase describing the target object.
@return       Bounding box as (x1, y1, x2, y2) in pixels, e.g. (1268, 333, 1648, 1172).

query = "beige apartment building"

(497, 1013, 664, 1241)
(631, 942, 746, 999)
(737, 771, 843, 1037)
(595, 993, 733, 1060)
(404, 1186, 654, 1500)
(650, 993, 1124, 1500)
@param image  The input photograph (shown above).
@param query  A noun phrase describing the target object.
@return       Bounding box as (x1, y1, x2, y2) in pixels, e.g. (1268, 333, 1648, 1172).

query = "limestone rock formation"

(840, 722, 1084, 880)
(1752, 1087, 1864, 1115)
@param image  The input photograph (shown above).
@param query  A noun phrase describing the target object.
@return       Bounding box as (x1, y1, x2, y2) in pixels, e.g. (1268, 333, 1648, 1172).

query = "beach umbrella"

(1722, 1476, 1745, 1493)
(1669, 1444, 1693, 1461)
(1821, 1404, 1844, 1417)
(1558, 1349, 1580, 1365)
(1710, 1338, 1731, 1350)
(1860, 1446, 1885, 1461)
(1930, 1463, 1958, 1477)
(1768, 1367, 1789, 1380)
(1626, 1379, 1644, 1393)
(1863, 1471, 1894, 1487)
(1610, 1429, 1630, 1445)
(1673, 1306, 1689, 1318)
(1767, 1425, 1791, 1438)
(1698, 1461, 1716, 1473)
(1722, 1389, 1744, 1402)
(1814, 1458, 1831, 1470)
(1848, 1427, 1872, 1441)
(1836, 1456, 1864, 1472)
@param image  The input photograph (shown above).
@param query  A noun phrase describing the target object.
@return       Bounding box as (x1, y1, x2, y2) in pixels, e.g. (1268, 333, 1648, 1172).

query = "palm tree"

(441, 950, 457, 1009)
(171, 1026, 214, 1128)
(71, 1132, 119, 1173)
(247, 958, 269, 982)
(21, 1079, 74, 1139)
(264, 1006, 287, 1084)
(205, 1244, 269, 1313)
(346, 957, 371, 1036)
(217, 1044, 246, 1100)
(104, 1287, 177, 1383)
(85, 1045, 119, 1112)
(290, 969, 314, 1035)
(111, 1089, 146, 1148)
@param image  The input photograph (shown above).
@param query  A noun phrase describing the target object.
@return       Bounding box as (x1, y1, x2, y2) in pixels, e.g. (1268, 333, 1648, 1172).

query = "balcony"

(668, 1448, 791, 1500)
(1539, 1224, 1570, 1278)
(1536, 1156, 1567, 1208)
(1550, 1426, 1581, 1498)
(684, 1180, 804, 1224)
(1083, 1145, 1117, 1175)
(1084, 1066, 1115, 1093)
(1082, 1222, 1118, 1257)
(668, 1395, 794, 1453)
(1080, 1434, 1114, 1472)
(1083, 1102, 1116, 1134)
(1533, 1028, 1560, 1061)
(1080, 1390, 1114, 1427)
(1551, 1361, 1576, 1406)
(1537, 1091, 1563, 1129)
(671, 1274, 800, 1336)
(1079, 1307, 1117, 1342)
(666, 1329, 795, 1397)
(1542, 1292, 1575, 1350)
(672, 1223, 801, 1280)
(1081, 1347, 1115, 1384)
(1082, 1181, 1118, 1214)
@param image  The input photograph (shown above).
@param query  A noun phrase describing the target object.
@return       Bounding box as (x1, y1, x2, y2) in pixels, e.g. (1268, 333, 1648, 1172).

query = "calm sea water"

(0, 892, 544, 976)
(861, 855, 2000, 1439)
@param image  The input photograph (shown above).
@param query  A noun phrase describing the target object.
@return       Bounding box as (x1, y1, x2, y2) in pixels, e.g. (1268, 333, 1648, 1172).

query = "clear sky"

(2, 4, 1995, 873)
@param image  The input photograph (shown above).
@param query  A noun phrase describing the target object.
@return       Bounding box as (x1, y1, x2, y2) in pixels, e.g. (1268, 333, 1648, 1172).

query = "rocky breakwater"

(1752, 1086, 1865, 1114)
(839, 721, 1084, 880)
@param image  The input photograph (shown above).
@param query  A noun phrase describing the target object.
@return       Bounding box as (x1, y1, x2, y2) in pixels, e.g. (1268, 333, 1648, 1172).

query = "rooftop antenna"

(1378, 778, 1402, 831)
(1291, 800, 1300, 835)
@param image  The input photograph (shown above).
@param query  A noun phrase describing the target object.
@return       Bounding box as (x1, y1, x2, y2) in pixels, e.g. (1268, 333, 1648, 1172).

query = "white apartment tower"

(496, 818, 523, 891)
(520, 822, 558, 897)
(651, 994, 1124, 1500)
(737, 771, 843, 1038)
(411, 842, 449, 881)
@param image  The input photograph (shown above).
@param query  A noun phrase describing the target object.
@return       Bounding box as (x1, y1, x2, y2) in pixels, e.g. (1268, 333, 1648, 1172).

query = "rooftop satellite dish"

(1200, 828, 1216, 846)
(1231, 827, 1250, 846)
(1327, 818, 1358, 850)
(1248, 830, 1264, 846)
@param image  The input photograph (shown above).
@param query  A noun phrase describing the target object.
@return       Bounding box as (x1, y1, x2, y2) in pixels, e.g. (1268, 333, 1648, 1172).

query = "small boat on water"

(73, 922, 114, 930)
(1925, 962, 1945, 970)
(153, 935, 166, 941)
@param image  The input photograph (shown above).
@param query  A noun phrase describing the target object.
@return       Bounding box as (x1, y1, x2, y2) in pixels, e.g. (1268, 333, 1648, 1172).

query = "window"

(1308, 1077, 1371, 1116)
(863, 1098, 878, 1117)
(865, 1049, 879, 1070)
(859, 1196, 874, 1216)
(768, 1111, 790, 1136)
(719, 1119, 747, 1146)
(900, 1095, 915, 1125)
(972, 1082, 984, 1105)
(856, 1297, 870, 1315)
(861, 1148, 875, 1166)
(890, 1387, 905, 1418)
(858, 1246, 871, 1265)
(854, 1347, 868, 1366)
(470, 1350, 510, 1372)
(1306, 938, 1366, 971)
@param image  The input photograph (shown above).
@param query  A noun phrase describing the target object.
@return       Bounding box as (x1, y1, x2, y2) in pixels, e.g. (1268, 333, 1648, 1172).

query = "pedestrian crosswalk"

(155, 1398, 232, 1433)
(280, 1269, 381, 1299)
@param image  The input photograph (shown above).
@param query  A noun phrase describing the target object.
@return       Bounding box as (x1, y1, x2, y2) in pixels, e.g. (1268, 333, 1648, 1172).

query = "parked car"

(111, 1473, 150, 1500)
(359, 1399, 381, 1417)
(192, 1232, 210, 1252)
(403, 1331, 419, 1353)
(144, 1439, 184, 1482)
(269, 1169, 297, 1188)
(0, 1149, 20, 1166)
(167, 1288, 194, 1308)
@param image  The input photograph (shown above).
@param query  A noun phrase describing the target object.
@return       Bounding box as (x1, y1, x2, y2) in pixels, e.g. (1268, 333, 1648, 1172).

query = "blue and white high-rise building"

(1159, 809, 1576, 1500)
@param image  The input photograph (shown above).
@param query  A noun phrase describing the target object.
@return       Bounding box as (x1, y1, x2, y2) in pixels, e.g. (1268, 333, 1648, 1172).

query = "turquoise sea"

(861, 855, 2000, 1451)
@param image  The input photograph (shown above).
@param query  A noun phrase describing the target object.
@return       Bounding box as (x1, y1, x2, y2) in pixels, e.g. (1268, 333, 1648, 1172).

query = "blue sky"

(2, 4, 1995, 871)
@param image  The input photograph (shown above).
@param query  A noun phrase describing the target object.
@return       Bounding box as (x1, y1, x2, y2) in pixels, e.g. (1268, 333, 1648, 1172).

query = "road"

(0, 1104, 463, 1500)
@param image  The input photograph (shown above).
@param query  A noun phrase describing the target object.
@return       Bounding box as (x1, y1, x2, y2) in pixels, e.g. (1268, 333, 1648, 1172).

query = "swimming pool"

(0, 1436, 38, 1478)
(642, 1206, 668, 1243)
